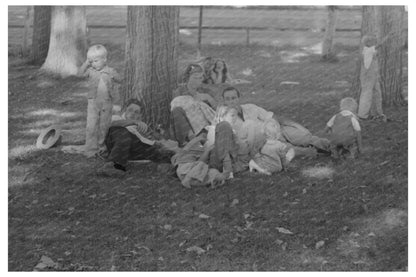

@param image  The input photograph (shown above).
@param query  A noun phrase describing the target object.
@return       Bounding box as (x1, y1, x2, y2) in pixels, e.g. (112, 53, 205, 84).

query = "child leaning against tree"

(78, 44, 122, 157)
(357, 33, 390, 122)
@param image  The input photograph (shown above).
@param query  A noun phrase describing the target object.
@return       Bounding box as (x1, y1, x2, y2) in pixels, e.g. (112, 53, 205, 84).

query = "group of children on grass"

(73, 32, 388, 186)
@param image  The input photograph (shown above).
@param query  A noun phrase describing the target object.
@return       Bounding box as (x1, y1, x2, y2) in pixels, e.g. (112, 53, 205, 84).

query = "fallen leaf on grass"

(198, 213, 210, 219)
(163, 224, 172, 230)
(274, 239, 284, 245)
(34, 255, 57, 271)
(135, 244, 151, 252)
(276, 227, 294, 234)
(252, 262, 258, 271)
(186, 246, 206, 255)
(230, 199, 239, 207)
(245, 221, 254, 230)
(235, 226, 244, 232)
(241, 68, 253, 76)
(179, 240, 186, 247)
(302, 166, 334, 179)
(315, 240, 325, 249)
(280, 81, 300, 85)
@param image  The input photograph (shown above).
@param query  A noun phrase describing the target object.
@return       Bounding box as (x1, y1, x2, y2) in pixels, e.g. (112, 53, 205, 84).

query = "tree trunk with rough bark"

(377, 6, 405, 106)
(321, 5, 338, 61)
(41, 6, 87, 77)
(123, 6, 179, 129)
(32, 6, 51, 65)
(352, 6, 376, 98)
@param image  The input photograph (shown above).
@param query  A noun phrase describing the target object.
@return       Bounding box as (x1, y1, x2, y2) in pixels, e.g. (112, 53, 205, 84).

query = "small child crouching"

(325, 97, 363, 159)
(249, 118, 295, 175)
(79, 44, 122, 157)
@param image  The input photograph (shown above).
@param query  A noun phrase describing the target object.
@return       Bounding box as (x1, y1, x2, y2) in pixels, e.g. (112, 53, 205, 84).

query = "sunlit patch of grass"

(302, 166, 335, 179)
(27, 109, 81, 118)
(302, 42, 323, 54)
(279, 50, 309, 63)
(8, 164, 37, 187)
(9, 145, 39, 160)
(26, 119, 57, 129)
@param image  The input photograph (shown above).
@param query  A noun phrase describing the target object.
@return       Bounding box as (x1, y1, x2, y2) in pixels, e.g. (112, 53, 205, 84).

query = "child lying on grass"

(249, 118, 295, 175)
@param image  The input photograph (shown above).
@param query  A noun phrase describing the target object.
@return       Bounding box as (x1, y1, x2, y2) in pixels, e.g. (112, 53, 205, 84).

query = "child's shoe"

(285, 148, 295, 163)
(249, 159, 271, 175)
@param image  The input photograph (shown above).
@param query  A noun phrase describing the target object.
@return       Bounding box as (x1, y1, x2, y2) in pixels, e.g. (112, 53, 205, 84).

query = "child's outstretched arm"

(375, 32, 393, 49)
(325, 114, 336, 134)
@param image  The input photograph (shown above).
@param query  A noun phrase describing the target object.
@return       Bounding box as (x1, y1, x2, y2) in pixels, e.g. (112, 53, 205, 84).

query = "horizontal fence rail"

(9, 24, 362, 32)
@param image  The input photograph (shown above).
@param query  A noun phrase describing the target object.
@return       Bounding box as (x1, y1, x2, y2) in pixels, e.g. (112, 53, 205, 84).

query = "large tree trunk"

(124, 6, 179, 129)
(32, 6, 51, 65)
(321, 5, 337, 60)
(352, 6, 405, 106)
(377, 6, 405, 106)
(41, 6, 87, 77)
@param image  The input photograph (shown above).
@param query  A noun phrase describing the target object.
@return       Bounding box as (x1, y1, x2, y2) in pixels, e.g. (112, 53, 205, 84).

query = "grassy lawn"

(8, 5, 408, 272)
(8, 39, 408, 271)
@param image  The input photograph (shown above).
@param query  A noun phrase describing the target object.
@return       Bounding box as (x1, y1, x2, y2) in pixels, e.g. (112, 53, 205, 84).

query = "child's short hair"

(340, 97, 358, 113)
(87, 44, 108, 59)
(263, 118, 281, 140)
(214, 104, 238, 124)
(362, 34, 377, 47)
(124, 98, 145, 113)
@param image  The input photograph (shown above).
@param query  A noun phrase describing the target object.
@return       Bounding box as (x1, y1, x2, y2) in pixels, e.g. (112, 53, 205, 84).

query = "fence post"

(246, 28, 250, 45)
(197, 6, 203, 58)
(22, 6, 31, 55)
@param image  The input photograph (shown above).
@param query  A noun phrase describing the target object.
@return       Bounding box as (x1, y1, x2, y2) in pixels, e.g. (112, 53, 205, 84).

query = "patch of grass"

(8, 42, 407, 271)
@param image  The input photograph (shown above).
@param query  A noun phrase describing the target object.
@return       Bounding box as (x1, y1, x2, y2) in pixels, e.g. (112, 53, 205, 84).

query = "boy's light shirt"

(363, 46, 376, 69)
(171, 95, 216, 135)
(240, 103, 274, 122)
(327, 110, 361, 132)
